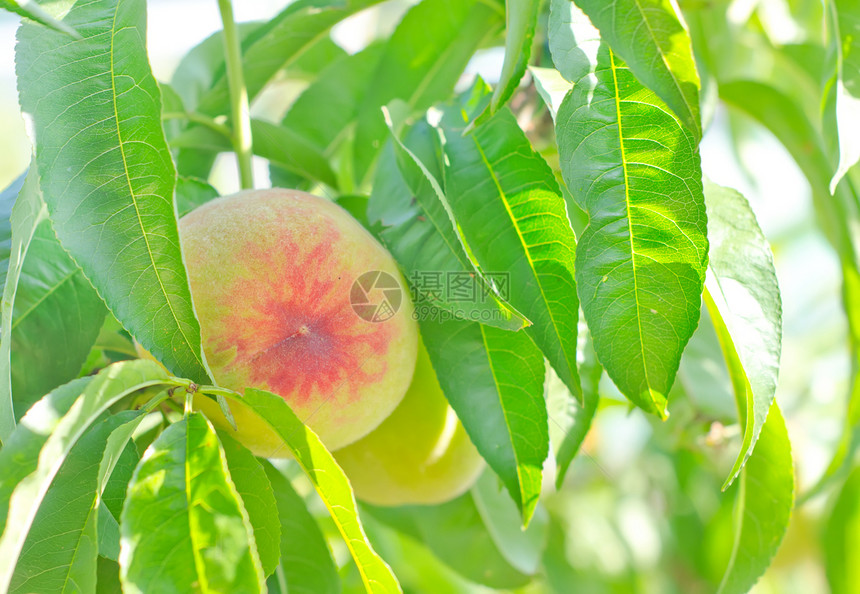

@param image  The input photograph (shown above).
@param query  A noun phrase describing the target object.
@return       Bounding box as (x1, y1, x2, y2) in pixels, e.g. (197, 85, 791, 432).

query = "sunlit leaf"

(214, 388, 402, 594)
(702, 182, 781, 489)
(0, 360, 171, 593)
(553, 8, 707, 416)
(439, 82, 581, 400)
(16, 0, 212, 384)
(10, 411, 139, 594)
(572, 0, 701, 136)
(375, 114, 529, 331)
(120, 413, 266, 593)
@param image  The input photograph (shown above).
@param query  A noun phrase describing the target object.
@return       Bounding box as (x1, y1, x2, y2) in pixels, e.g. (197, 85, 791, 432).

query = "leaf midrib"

(467, 121, 573, 382)
(608, 48, 659, 413)
(108, 2, 204, 374)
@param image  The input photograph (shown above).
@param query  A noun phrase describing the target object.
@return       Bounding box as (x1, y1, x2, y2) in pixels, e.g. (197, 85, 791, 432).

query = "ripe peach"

(334, 339, 485, 505)
(181, 188, 418, 456)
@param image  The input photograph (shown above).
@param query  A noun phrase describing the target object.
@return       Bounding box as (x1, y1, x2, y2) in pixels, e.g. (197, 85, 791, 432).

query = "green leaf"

(175, 176, 220, 218)
(552, 328, 601, 488)
(365, 492, 532, 589)
(353, 0, 503, 183)
(214, 387, 401, 594)
(555, 36, 708, 417)
(529, 66, 572, 120)
(171, 120, 338, 189)
(262, 462, 340, 594)
(0, 172, 26, 291)
(0, 0, 81, 39)
(275, 44, 384, 174)
(419, 314, 547, 525)
(717, 402, 794, 594)
(11, 216, 107, 417)
(374, 117, 529, 331)
(170, 22, 264, 113)
(15, 0, 212, 385)
(830, 0, 860, 192)
(701, 182, 782, 489)
(0, 360, 171, 593)
(473, 0, 541, 125)
(824, 465, 860, 593)
(196, 0, 385, 117)
(439, 82, 581, 400)
(0, 170, 43, 444)
(471, 472, 549, 575)
(217, 431, 281, 577)
(571, 0, 701, 136)
(10, 411, 139, 594)
(120, 412, 266, 593)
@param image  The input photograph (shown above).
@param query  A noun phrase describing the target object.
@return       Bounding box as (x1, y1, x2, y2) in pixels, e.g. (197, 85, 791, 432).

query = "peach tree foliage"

(9, 0, 860, 591)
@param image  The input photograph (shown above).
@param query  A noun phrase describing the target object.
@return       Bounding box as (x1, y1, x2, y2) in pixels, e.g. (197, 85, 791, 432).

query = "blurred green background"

(0, 1, 850, 592)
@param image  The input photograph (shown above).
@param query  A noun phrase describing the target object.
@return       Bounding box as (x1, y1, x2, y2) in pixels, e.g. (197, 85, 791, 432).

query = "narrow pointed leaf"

(553, 328, 601, 488)
(175, 176, 219, 218)
(0, 172, 26, 291)
(11, 216, 107, 416)
(120, 413, 266, 593)
(0, 0, 81, 38)
(214, 388, 401, 594)
(474, 0, 541, 125)
(555, 41, 707, 417)
(718, 402, 793, 594)
(529, 66, 572, 120)
(10, 411, 139, 594)
(217, 431, 281, 577)
(0, 170, 43, 444)
(572, 0, 701, 136)
(15, 0, 212, 384)
(439, 83, 581, 399)
(0, 360, 171, 593)
(471, 472, 549, 575)
(702, 182, 782, 489)
(365, 492, 533, 589)
(824, 466, 860, 593)
(262, 462, 340, 594)
(171, 120, 337, 188)
(353, 0, 502, 183)
(375, 116, 529, 331)
(419, 314, 548, 525)
(830, 0, 860, 192)
(196, 0, 385, 116)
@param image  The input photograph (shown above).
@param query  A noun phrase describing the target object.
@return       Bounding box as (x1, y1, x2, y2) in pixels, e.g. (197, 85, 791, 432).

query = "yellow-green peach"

(182, 188, 418, 456)
(334, 339, 485, 505)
